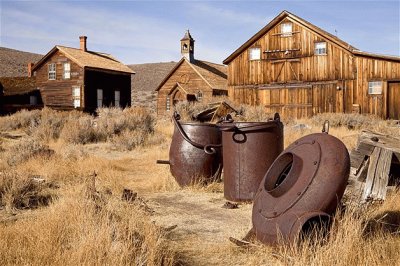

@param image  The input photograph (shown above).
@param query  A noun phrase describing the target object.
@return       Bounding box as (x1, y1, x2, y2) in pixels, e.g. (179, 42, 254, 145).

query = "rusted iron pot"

(252, 126, 350, 245)
(218, 113, 284, 202)
(160, 112, 222, 187)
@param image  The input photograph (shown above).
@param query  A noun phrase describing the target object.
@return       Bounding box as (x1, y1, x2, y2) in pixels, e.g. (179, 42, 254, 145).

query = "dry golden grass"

(1, 106, 400, 265)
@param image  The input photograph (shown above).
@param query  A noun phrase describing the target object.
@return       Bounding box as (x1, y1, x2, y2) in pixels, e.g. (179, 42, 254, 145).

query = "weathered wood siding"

(157, 60, 213, 116)
(35, 50, 84, 109)
(227, 17, 400, 119)
(353, 56, 400, 118)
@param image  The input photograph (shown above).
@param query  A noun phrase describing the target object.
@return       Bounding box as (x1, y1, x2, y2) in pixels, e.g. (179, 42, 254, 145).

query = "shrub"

(0, 171, 55, 210)
(0, 109, 41, 131)
(6, 137, 53, 166)
(59, 116, 97, 144)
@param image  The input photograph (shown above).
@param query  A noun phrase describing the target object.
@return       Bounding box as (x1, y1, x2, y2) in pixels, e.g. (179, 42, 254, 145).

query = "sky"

(0, 0, 399, 65)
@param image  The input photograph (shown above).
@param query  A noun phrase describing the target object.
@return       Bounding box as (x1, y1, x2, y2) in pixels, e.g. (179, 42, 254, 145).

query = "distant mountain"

(128, 62, 177, 109)
(0, 47, 43, 77)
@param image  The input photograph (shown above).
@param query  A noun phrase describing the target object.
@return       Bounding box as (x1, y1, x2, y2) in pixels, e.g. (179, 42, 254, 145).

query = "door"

(388, 82, 400, 119)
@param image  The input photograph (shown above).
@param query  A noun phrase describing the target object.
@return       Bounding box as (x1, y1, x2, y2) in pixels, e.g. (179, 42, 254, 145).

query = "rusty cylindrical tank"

(252, 121, 350, 245)
(157, 112, 222, 187)
(218, 113, 284, 202)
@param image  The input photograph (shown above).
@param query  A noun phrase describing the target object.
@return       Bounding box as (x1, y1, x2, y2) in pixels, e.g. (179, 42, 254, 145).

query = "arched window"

(182, 43, 188, 50)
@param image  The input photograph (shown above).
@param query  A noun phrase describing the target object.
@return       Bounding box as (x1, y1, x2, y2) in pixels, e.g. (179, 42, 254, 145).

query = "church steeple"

(180, 30, 195, 63)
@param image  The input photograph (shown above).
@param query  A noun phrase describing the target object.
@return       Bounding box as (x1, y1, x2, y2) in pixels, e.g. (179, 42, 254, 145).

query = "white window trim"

(314, 42, 327, 55)
(48, 63, 56, 80)
(281, 22, 293, 37)
(249, 47, 261, 61)
(73, 86, 81, 108)
(63, 63, 71, 79)
(368, 81, 383, 95)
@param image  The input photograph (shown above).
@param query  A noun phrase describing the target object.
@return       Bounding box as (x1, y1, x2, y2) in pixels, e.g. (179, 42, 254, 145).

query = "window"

(115, 90, 120, 107)
(197, 91, 203, 101)
(63, 63, 71, 79)
(368, 81, 383, 95)
(48, 63, 56, 80)
(30, 95, 37, 105)
(281, 22, 292, 36)
(166, 96, 170, 111)
(73, 87, 81, 108)
(97, 89, 103, 108)
(249, 47, 261, 60)
(314, 42, 327, 55)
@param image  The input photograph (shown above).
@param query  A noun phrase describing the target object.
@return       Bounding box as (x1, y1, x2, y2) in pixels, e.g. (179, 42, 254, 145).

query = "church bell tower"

(180, 30, 195, 63)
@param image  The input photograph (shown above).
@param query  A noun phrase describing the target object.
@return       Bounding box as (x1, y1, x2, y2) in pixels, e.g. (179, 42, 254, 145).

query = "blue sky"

(0, 0, 399, 64)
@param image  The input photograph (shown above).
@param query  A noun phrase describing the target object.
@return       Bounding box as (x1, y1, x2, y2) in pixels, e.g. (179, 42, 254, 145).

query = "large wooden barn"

(31, 36, 134, 112)
(156, 31, 228, 116)
(223, 11, 400, 119)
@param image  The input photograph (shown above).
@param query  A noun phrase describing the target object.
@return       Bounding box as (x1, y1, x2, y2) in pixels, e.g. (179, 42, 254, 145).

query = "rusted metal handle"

(156, 160, 170, 165)
(218, 113, 282, 133)
(172, 111, 222, 154)
(322, 120, 330, 134)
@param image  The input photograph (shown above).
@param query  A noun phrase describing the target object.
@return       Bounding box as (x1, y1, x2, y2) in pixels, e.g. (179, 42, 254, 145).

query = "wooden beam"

(362, 147, 393, 202)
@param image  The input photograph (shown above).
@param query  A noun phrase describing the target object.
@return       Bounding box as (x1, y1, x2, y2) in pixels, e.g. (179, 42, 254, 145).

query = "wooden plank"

(370, 149, 392, 200)
(362, 147, 393, 201)
(362, 147, 381, 201)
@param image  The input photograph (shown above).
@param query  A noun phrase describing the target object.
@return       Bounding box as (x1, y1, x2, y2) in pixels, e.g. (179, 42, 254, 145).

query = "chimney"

(79, 36, 87, 52)
(27, 62, 34, 77)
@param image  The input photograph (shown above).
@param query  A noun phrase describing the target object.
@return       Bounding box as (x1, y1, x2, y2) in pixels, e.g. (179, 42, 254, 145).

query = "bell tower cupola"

(180, 30, 195, 63)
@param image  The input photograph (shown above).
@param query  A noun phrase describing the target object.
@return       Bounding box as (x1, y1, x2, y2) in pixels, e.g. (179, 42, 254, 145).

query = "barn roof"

(223, 10, 400, 64)
(155, 57, 227, 91)
(32, 46, 134, 74)
(0, 77, 37, 96)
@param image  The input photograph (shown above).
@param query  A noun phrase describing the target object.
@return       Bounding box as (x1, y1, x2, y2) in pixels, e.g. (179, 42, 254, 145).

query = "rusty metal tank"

(252, 122, 350, 245)
(218, 113, 284, 202)
(157, 112, 222, 187)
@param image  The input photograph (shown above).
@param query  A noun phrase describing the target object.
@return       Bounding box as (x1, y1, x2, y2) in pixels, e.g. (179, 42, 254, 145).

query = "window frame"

(281, 22, 293, 37)
(48, 63, 56, 80)
(63, 63, 71, 79)
(97, 89, 103, 108)
(314, 41, 327, 55)
(72, 86, 81, 108)
(114, 90, 121, 107)
(197, 91, 203, 101)
(249, 47, 261, 61)
(29, 95, 37, 105)
(368, 81, 383, 95)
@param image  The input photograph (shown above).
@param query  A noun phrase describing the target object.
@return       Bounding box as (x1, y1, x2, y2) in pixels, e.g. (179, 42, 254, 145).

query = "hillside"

(128, 62, 176, 109)
(0, 47, 43, 77)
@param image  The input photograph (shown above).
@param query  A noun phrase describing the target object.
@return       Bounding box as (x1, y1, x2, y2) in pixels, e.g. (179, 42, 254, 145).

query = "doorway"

(388, 82, 400, 119)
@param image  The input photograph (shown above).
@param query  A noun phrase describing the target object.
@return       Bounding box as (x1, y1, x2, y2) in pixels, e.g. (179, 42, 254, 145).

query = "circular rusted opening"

(299, 214, 331, 242)
(264, 153, 298, 197)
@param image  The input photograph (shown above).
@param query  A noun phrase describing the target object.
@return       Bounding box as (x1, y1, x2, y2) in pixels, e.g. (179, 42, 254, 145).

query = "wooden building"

(156, 31, 228, 116)
(223, 11, 400, 119)
(0, 76, 43, 114)
(31, 36, 134, 112)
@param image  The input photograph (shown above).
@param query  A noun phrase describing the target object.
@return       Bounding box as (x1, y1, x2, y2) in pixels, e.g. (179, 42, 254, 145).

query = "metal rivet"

(314, 161, 318, 165)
